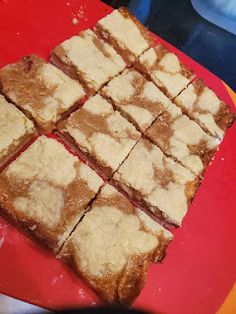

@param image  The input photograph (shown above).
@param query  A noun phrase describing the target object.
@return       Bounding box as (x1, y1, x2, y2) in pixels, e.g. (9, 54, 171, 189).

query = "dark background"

(102, 0, 236, 91)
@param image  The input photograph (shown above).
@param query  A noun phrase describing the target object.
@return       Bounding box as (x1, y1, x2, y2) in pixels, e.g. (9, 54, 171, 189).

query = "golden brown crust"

(118, 7, 154, 46)
(0, 130, 37, 171)
(0, 55, 85, 132)
(55, 129, 113, 180)
(95, 7, 153, 66)
(0, 161, 100, 253)
(184, 177, 201, 205)
(59, 185, 172, 304)
(144, 112, 174, 151)
(112, 171, 200, 227)
(188, 139, 216, 169)
(111, 178, 167, 225)
(60, 240, 122, 304)
(50, 48, 95, 96)
(143, 44, 194, 81)
(144, 113, 218, 177)
(135, 44, 194, 99)
(101, 70, 165, 133)
(0, 55, 52, 111)
(63, 240, 169, 305)
(0, 185, 60, 251)
(117, 254, 149, 305)
(94, 23, 134, 67)
(192, 79, 236, 131)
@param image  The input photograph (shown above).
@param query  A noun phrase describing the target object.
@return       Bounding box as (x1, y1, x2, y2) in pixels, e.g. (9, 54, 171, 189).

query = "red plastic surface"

(0, 1, 236, 313)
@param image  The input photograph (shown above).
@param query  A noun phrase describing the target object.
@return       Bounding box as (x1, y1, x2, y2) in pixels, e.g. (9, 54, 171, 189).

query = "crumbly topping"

(14, 180, 64, 228)
(114, 139, 196, 225)
(68, 184, 172, 276)
(102, 69, 180, 132)
(5, 136, 78, 186)
(0, 136, 103, 250)
(145, 113, 219, 176)
(0, 55, 85, 130)
(0, 95, 34, 159)
(175, 79, 235, 139)
(61, 95, 140, 173)
(54, 30, 126, 93)
(96, 8, 152, 63)
(137, 44, 194, 98)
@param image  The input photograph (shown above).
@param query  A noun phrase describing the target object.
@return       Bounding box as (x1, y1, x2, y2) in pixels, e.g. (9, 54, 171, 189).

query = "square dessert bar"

(145, 110, 220, 177)
(95, 7, 153, 65)
(113, 138, 199, 226)
(101, 68, 181, 132)
(51, 29, 126, 95)
(0, 55, 85, 132)
(175, 79, 235, 140)
(58, 94, 141, 178)
(135, 43, 195, 99)
(0, 136, 103, 253)
(61, 184, 172, 304)
(0, 95, 36, 169)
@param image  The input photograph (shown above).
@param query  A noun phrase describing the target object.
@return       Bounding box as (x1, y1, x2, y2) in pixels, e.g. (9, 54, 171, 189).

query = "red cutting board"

(0, 1, 236, 313)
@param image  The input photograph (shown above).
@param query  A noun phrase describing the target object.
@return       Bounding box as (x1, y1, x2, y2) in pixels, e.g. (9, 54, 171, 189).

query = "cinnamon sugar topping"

(59, 95, 140, 177)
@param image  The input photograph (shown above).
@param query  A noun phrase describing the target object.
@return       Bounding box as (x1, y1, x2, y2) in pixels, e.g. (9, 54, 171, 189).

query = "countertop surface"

(103, 0, 236, 91)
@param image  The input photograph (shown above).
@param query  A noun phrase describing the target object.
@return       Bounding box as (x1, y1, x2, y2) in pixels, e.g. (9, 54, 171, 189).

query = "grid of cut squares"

(174, 79, 235, 140)
(61, 184, 172, 305)
(0, 55, 85, 132)
(95, 7, 154, 65)
(0, 136, 103, 253)
(0, 95, 36, 169)
(135, 43, 195, 99)
(0, 6, 235, 306)
(57, 94, 141, 179)
(51, 29, 126, 95)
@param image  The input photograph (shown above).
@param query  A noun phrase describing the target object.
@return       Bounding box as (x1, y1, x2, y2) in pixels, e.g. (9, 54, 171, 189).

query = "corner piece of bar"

(57, 94, 141, 179)
(60, 184, 172, 305)
(135, 43, 195, 99)
(113, 138, 199, 226)
(101, 68, 181, 132)
(51, 29, 126, 95)
(0, 55, 85, 132)
(0, 94, 36, 170)
(95, 7, 153, 65)
(174, 79, 236, 140)
(0, 136, 103, 253)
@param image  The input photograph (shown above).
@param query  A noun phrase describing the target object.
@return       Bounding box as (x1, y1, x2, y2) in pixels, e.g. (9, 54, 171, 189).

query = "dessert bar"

(95, 7, 153, 65)
(102, 68, 181, 132)
(61, 184, 172, 304)
(0, 55, 85, 132)
(51, 29, 126, 95)
(113, 138, 199, 226)
(135, 43, 195, 99)
(145, 111, 220, 177)
(174, 79, 235, 140)
(58, 94, 141, 178)
(0, 95, 36, 169)
(0, 136, 103, 253)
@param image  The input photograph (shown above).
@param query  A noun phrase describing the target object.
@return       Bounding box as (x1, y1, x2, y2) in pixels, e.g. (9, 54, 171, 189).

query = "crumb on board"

(72, 17, 79, 25)
(70, 4, 88, 23)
